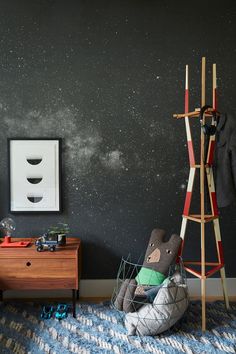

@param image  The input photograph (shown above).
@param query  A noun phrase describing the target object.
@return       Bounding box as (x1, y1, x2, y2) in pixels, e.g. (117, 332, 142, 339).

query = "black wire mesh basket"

(111, 256, 189, 336)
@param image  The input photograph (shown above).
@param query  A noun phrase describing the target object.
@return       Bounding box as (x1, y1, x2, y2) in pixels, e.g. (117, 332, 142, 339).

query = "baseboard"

(2, 277, 236, 300)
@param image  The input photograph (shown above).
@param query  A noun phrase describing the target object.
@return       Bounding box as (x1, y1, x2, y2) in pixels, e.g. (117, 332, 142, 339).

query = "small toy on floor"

(41, 305, 54, 319)
(55, 304, 69, 320)
(40, 303, 70, 320)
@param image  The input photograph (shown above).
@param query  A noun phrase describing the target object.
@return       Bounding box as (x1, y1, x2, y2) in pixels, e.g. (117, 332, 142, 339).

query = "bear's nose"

(146, 248, 160, 263)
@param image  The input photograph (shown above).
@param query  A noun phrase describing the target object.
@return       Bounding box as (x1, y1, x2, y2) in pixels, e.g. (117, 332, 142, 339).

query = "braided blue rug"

(0, 301, 235, 353)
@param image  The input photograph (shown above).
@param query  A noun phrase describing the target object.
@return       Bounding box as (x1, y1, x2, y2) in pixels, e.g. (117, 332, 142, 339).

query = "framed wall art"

(8, 138, 62, 213)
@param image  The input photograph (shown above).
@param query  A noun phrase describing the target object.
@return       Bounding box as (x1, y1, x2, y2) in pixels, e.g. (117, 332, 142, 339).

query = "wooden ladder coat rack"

(173, 57, 230, 331)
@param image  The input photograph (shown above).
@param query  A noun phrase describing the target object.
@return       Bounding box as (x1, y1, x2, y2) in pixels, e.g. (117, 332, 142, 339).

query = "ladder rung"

(189, 164, 214, 168)
(184, 261, 219, 266)
(184, 264, 224, 278)
(206, 265, 224, 277)
(183, 214, 218, 223)
(173, 109, 220, 119)
(184, 266, 201, 278)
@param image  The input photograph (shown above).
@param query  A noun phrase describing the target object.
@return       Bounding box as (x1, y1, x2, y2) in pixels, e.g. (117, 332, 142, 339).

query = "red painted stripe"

(187, 140, 195, 166)
(207, 140, 215, 165)
(206, 265, 222, 277)
(177, 239, 184, 259)
(183, 191, 192, 216)
(211, 192, 219, 216)
(218, 241, 224, 264)
(185, 89, 189, 113)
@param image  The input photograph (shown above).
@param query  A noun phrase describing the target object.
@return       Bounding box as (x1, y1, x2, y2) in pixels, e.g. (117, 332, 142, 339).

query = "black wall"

(0, 0, 235, 278)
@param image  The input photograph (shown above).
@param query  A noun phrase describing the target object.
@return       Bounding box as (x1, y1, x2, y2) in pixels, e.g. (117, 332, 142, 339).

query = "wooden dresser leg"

(72, 289, 76, 318)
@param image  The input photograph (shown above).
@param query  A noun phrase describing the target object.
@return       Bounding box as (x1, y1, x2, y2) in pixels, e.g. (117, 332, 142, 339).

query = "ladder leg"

(220, 267, 230, 309)
(213, 219, 230, 309)
(201, 222, 206, 331)
(205, 166, 218, 217)
(200, 57, 206, 332)
(183, 167, 196, 217)
(206, 167, 229, 309)
(201, 277, 206, 331)
(179, 64, 195, 263)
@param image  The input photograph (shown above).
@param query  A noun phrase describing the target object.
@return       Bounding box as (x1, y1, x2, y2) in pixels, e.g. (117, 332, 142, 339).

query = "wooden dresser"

(0, 237, 81, 317)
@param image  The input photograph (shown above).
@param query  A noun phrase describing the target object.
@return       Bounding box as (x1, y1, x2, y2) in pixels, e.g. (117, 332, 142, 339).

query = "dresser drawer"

(0, 258, 77, 290)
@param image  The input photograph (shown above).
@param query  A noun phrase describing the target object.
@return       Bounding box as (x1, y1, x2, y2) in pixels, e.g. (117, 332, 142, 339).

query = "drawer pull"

(26, 262, 31, 267)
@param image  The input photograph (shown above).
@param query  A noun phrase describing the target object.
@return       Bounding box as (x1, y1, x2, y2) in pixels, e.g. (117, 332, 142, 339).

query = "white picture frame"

(8, 138, 62, 213)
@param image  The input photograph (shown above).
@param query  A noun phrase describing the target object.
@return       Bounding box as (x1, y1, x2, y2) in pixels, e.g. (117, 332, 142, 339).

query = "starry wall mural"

(0, 0, 236, 278)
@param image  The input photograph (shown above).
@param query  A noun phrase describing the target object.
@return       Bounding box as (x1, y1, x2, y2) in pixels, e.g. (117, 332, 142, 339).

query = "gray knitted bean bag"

(124, 271, 189, 336)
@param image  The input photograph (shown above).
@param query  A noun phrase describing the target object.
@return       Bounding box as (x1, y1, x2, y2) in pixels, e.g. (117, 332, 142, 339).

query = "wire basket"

(111, 256, 189, 336)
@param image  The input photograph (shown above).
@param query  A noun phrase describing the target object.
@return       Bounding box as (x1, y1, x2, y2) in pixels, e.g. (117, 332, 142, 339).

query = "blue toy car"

(55, 304, 69, 319)
(41, 305, 54, 319)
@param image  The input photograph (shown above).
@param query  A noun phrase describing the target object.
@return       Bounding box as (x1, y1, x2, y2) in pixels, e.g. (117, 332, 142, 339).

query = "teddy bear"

(114, 228, 181, 313)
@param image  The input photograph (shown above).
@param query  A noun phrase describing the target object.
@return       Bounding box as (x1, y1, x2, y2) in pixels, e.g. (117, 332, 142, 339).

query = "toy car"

(41, 305, 54, 319)
(55, 304, 69, 319)
(35, 234, 61, 252)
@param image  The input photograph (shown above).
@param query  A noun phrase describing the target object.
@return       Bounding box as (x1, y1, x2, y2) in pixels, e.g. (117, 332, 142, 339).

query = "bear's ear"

(150, 229, 166, 244)
(168, 234, 182, 248)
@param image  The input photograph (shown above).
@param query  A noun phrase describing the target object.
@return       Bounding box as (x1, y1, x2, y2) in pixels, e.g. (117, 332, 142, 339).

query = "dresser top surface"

(0, 237, 81, 258)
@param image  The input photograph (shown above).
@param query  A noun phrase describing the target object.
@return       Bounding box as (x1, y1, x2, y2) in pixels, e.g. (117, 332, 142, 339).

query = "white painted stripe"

(187, 167, 195, 192)
(185, 65, 188, 90)
(209, 133, 215, 142)
(213, 219, 222, 242)
(206, 167, 215, 193)
(213, 63, 217, 109)
(185, 117, 192, 141)
(180, 217, 187, 240)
